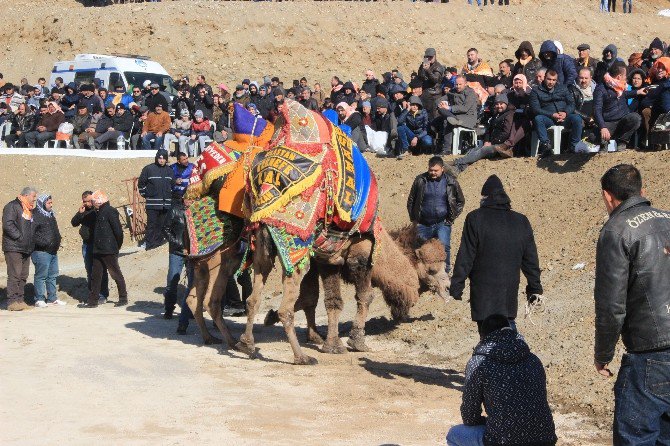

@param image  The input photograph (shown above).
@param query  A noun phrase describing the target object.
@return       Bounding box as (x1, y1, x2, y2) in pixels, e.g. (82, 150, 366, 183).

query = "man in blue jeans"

(594, 164, 670, 445)
(529, 69, 583, 159)
(407, 156, 465, 272)
(396, 96, 433, 159)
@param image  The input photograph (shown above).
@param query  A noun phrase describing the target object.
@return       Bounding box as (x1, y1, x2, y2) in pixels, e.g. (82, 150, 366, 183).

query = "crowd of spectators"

(1, 37, 668, 163)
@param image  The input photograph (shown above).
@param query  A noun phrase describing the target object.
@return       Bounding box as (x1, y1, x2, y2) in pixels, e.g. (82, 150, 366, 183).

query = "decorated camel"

(234, 100, 450, 364)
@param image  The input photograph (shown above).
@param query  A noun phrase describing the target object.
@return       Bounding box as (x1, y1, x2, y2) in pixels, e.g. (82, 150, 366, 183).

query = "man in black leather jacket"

(594, 164, 670, 444)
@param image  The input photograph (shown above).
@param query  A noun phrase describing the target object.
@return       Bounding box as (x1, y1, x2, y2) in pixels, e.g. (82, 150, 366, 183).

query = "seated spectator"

(575, 44, 599, 74)
(145, 83, 169, 112)
(650, 57, 670, 117)
(5, 103, 36, 148)
(396, 96, 432, 158)
(434, 76, 478, 155)
(539, 40, 577, 85)
(232, 84, 250, 107)
(141, 104, 171, 150)
(299, 87, 319, 111)
(446, 315, 557, 446)
(361, 70, 379, 97)
(594, 44, 625, 84)
(98, 88, 111, 108)
(94, 103, 133, 150)
(111, 84, 132, 109)
(1, 83, 25, 113)
(340, 82, 357, 106)
(461, 48, 494, 76)
(311, 83, 326, 109)
(360, 101, 373, 127)
(534, 67, 547, 88)
(638, 57, 670, 142)
(372, 98, 398, 155)
(193, 87, 214, 120)
(50, 88, 64, 107)
(164, 109, 192, 154)
(593, 65, 644, 151)
(130, 106, 148, 150)
(337, 102, 369, 152)
(76, 107, 102, 150)
(507, 74, 533, 155)
(481, 84, 508, 124)
(188, 110, 212, 157)
(529, 69, 583, 157)
(450, 94, 517, 174)
(60, 83, 79, 119)
(78, 84, 104, 115)
(568, 68, 597, 132)
(642, 37, 665, 73)
(513, 41, 543, 88)
(26, 86, 41, 110)
(37, 78, 50, 98)
(507, 74, 531, 113)
(494, 60, 513, 89)
(71, 104, 92, 150)
(627, 69, 647, 113)
(131, 86, 145, 108)
(25, 102, 65, 148)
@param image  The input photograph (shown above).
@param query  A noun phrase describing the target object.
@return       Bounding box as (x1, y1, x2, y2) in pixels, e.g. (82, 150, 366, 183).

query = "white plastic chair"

(531, 126, 564, 157)
(452, 127, 478, 155)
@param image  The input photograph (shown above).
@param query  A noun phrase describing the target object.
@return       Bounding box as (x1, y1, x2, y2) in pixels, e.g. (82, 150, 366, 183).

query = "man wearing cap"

(138, 149, 174, 250)
(93, 103, 134, 150)
(450, 175, 543, 337)
(417, 47, 446, 119)
(450, 94, 517, 174)
(233, 84, 250, 107)
(141, 104, 172, 151)
(145, 83, 169, 113)
(575, 44, 599, 74)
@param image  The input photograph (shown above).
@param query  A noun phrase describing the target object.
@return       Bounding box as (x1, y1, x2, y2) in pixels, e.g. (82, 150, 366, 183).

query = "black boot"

(538, 141, 553, 159)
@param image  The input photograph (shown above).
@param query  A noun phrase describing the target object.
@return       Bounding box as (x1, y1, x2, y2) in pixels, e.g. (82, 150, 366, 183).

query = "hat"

(218, 83, 229, 92)
(409, 77, 423, 89)
(156, 149, 168, 160)
(649, 37, 664, 52)
(235, 84, 244, 91)
(142, 80, 152, 88)
(248, 102, 257, 109)
(76, 103, 88, 110)
(139, 106, 149, 114)
(494, 93, 509, 105)
(259, 85, 267, 91)
(362, 101, 371, 108)
(115, 103, 126, 110)
(154, 103, 163, 109)
(376, 98, 389, 108)
(481, 175, 504, 196)
(80, 84, 94, 92)
(424, 47, 436, 58)
(180, 108, 190, 117)
(408, 96, 423, 107)
(194, 109, 204, 118)
(242, 78, 250, 85)
(149, 83, 160, 89)
(577, 43, 590, 51)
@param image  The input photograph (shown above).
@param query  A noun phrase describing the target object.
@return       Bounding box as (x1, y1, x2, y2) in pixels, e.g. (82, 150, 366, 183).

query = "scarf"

(35, 194, 53, 218)
(17, 195, 33, 220)
(91, 190, 109, 207)
(513, 74, 528, 91)
(577, 81, 594, 100)
(603, 73, 626, 98)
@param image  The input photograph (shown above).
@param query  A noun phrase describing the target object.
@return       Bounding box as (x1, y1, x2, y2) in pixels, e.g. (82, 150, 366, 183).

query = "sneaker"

(78, 302, 98, 308)
(98, 296, 108, 305)
(7, 301, 32, 311)
(35, 300, 48, 308)
(50, 300, 67, 306)
(138, 243, 146, 251)
(396, 151, 408, 160)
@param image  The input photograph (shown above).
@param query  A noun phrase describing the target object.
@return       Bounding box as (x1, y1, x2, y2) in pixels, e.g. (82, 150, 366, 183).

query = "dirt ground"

(3, 149, 670, 444)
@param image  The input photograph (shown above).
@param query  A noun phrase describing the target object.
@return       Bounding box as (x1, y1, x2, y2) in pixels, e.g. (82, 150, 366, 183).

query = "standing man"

(71, 191, 108, 304)
(81, 190, 127, 308)
(594, 164, 670, 444)
(417, 47, 446, 119)
(138, 149, 173, 250)
(31, 194, 65, 307)
(407, 156, 465, 272)
(450, 175, 543, 337)
(2, 187, 36, 311)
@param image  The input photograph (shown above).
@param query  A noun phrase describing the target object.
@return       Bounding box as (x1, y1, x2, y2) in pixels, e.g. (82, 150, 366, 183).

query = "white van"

(49, 53, 177, 95)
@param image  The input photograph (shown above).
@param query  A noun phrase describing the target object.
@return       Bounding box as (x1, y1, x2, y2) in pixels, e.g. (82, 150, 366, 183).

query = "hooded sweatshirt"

(513, 41, 543, 86)
(539, 40, 577, 86)
(594, 44, 625, 84)
(460, 329, 557, 446)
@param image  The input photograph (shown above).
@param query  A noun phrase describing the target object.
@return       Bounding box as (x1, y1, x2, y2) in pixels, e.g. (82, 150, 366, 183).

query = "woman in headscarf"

(506, 74, 533, 156)
(31, 194, 64, 307)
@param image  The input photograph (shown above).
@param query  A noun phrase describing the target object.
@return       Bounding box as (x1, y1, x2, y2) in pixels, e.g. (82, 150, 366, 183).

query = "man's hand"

(79, 204, 86, 213)
(551, 113, 561, 120)
(600, 128, 611, 141)
(108, 127, 114, 132)
(175, 132, 181, 138)
(410, 137, 418, 147)
(594, 360, 614, 378)
(141, 132, 147, 137)
(16, 130, 21, 136)
(175, 178, 183, 184)
(191, 135, 197, 140)
(483, 142, 492, 147)
(422, 62, 430, 70)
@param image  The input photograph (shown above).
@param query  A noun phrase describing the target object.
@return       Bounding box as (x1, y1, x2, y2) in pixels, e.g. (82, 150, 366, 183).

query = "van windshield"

(124, 72, 177, 95)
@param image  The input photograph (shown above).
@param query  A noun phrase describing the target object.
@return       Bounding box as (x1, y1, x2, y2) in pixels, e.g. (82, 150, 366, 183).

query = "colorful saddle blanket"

(185, 196, 243, 258)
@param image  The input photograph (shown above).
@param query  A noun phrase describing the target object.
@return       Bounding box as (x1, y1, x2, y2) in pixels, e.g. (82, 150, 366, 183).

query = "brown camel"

(236, 223, 450, 365)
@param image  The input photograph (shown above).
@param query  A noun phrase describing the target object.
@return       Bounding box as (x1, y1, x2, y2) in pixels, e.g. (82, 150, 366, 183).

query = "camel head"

(414, 239, 451, 301)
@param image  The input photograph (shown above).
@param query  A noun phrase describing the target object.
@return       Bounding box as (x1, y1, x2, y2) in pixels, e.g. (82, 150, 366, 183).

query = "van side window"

(74, 71, 95, 86)
(109, 72, 123, 90)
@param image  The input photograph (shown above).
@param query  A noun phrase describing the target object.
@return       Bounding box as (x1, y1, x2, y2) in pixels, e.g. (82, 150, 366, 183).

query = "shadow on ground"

(359, 356, 464, 391)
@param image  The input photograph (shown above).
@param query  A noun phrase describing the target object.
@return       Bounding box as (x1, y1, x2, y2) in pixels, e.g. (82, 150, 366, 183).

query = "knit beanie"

(481, 175, 505, 196)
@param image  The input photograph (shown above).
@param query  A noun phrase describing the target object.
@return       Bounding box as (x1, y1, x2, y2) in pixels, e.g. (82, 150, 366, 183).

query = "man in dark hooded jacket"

(446, 314, 557, 446)
(450, 175, 543, 336)
(539, 40, 577, 86)
(594, 44, 625, 84)
(138, 149, 174, 250)
(418, 47, 446, 118)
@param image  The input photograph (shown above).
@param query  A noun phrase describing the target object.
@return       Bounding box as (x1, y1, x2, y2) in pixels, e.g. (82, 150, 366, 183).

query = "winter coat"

(361, 78, 380, 97)
(593, 84, 638, 128)
(95, 112, 115, 134)
(78, 94, 104, 115)
(507, 89, 531, 115)
(513, 41, 543, 86)
(1, 198, 34, 254)
(145, 92, 169, 112)
(144, 111, 172, 134)
(373, 111, 398, 148)
(171, 162, 195, 198)
(397, 108, 430, 138)
(112, 111, 134, 134)
(193, 95, 214, 120)
(92, 202, 123, 255)
(594, 44, 625, 85)
(529, 83, 576, 118)
(440, 86, 478, 129)
(255, 95, 273, 119)
(37, 111, 65, 132)
(71, 208, 97, 245)
(461, 329, 557, 446)
(138, 153, 174, 211)
(299, 97, 319, 111)
(654, 79, 670, 114)
(568, 81, 596, 122)
(33, 210, 61, 255)
(417, 60, 446, 95)
(539, 40, 578, 86)
(172, 94, 194, 116)
(595, 197, 670, 364)
(10, 111, 37, 134)
(483, 105, 515, 145)
(450, 192, 542, 320)
(407, 172, 465, 225)
(71, 112, 92, 134)
(164, 199, 187, 255)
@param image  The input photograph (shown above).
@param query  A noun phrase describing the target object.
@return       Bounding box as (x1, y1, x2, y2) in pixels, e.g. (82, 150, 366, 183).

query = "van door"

(74, 70, 95, 86)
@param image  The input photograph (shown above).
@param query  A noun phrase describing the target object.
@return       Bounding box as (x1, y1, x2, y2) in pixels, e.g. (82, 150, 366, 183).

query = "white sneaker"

(35, 300, 48, 308)
(98, 296, 107, 304)
(138, 243, 146, 250)
(51, 300, 67, 306)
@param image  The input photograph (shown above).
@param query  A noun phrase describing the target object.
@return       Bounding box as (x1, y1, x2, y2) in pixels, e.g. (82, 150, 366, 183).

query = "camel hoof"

(306, 330, 325, 345)
(235, 341, 256, 358)
(347, 337, 371, 352)
(263, 309, 280, 326)
(294, 355, 318, 365)
(204, 336, 223, 345)
(322, 338, 347, 354)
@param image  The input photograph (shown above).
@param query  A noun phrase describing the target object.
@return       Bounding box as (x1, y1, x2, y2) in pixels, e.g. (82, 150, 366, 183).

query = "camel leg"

(347, 271, 374, 352)
(295, 264, 324, 344)
(207, 260, 238, 349)
(279, 265, 318, 365)
(188, 261, 222, 345)
(319, 263, 347, 354)
(236, 229, 274, 358)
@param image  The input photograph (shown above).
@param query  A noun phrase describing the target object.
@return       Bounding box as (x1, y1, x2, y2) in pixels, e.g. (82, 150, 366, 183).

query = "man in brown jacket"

(141, 103, 172, 150)
(25, 102, 65, 148)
